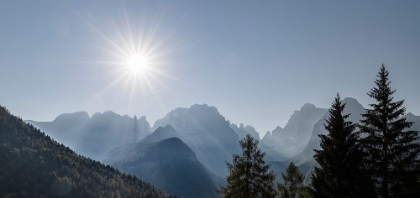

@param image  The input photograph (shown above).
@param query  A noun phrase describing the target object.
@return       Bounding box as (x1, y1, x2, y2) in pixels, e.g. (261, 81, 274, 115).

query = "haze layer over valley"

(27, 96, 420, 197)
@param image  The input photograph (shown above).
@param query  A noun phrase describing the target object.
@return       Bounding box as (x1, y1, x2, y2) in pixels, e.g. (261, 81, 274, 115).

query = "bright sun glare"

(127, 55, 149, 73)
(87, 7, 185, 110)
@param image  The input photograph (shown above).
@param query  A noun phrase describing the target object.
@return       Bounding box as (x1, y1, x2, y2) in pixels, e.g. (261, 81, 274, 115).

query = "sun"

(86, 7, 185, 110)
(127, 54, 149, 73)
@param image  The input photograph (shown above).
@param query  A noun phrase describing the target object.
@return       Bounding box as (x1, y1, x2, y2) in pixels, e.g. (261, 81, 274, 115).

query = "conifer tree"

(360, 64, 420, 197)
(278, 162, 310, 198)
(218, 134, 276, 198)
(311, 94, 374, 198)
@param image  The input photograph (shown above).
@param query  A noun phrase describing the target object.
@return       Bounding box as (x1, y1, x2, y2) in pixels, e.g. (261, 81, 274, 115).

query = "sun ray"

(71, 3, 197, 116)
(102, 71, 132, 92)
(141, 71, 167, 113)
(87, 22, 131, 58)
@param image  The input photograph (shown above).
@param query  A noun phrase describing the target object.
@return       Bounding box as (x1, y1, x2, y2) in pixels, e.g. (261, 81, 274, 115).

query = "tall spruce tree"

(218, 134, 276, 198)
(311, 94, 374, 198)
(360, 64, 420, 197)
(278, 162, 310, 198)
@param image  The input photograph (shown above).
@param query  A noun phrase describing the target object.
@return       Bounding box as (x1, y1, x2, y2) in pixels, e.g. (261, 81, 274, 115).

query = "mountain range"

(260, 103, 327, 159)
(25, 97, 420, 196)
(150, 104, 243, 176)
(27, 111, 151, 160)
(275, 97, 420, 184)
(229, 122, 260, 140)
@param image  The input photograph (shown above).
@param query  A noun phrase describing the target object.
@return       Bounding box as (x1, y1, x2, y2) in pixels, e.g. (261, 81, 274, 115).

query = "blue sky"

(1, 1, 419, 136)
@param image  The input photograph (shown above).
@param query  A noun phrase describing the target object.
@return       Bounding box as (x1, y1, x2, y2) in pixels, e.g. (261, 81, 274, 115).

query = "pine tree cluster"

(221, 65, 420, 198)
(311, 65, 420, 197)
(1, 64, 419, 198)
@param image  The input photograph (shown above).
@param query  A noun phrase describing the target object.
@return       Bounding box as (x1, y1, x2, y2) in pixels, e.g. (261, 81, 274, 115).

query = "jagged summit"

(158, 124, 176, 131)
(290, 97, 367, 176)
(151, 103, 240, 176)
(342, 97, 364, 109)
(190, 103, 217, 111)
(27, 110, 151, 160)
(92, 110, 117, 117)
(260, 102, 327, 159)
(406, 112, 416, 118)
(153, 104, 224, 130)
(263, 131, 271, 139)
(301, 103, 317, 111)
(140, 124, 180, 145)
(342, 97, 359, 103)
(92, 110, 134, 119)
(229, 122, 260, 140)
(274, 126, 283, 131)
(53, 111, 90, 122)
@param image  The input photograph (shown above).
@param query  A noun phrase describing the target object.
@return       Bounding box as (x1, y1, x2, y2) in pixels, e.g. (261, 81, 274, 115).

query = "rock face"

(103, 136, 217, 198)
(27, 111, 151, 160)
(152, 104, 241, 176)
(261, 103, 327, 158)
(229, 122, 260, 140)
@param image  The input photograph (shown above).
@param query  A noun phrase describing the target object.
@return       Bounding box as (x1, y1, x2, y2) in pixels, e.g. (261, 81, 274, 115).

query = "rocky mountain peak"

(53, 111, 90, 123)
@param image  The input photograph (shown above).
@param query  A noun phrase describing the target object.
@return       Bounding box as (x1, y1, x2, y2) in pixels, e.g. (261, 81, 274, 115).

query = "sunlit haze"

(1, 1, 420, 136)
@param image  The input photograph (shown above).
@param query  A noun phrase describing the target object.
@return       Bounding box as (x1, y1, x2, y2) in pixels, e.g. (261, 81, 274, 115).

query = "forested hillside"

(0, 105, 175, 198)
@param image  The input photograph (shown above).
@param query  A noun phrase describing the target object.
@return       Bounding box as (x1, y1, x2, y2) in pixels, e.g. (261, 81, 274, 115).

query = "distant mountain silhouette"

(287, 97, 367, 184)
(139, 125, 181, 144)
(261, 103, 327, 158)
(151, 104, 241, 176)
(26, 111, 90, 143)
(405, 112, 420, 143)
(290, 97, 365, 164)
(229, 122, 260, 140)
(103, 134, 217, 198)
(268, 98, 420, 185)
(24, 100, 419, 187)
(27, 111, 151, 160)
(0, 105, 174, 198)
(406, 113, 420, 130)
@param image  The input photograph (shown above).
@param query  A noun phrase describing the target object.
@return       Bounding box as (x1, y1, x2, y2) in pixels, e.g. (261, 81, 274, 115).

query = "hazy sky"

(1, 1, 419, 137)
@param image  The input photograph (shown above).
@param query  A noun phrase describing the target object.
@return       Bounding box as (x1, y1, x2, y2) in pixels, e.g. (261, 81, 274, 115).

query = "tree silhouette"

(218, 134, 276, 198)
(278, 162, 310, 198)
(360, 64, 420, 197)
(312, 94, 375, 198)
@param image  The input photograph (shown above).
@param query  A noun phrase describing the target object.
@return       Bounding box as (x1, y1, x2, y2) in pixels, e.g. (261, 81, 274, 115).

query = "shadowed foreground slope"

(0, 105, 174, 198)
